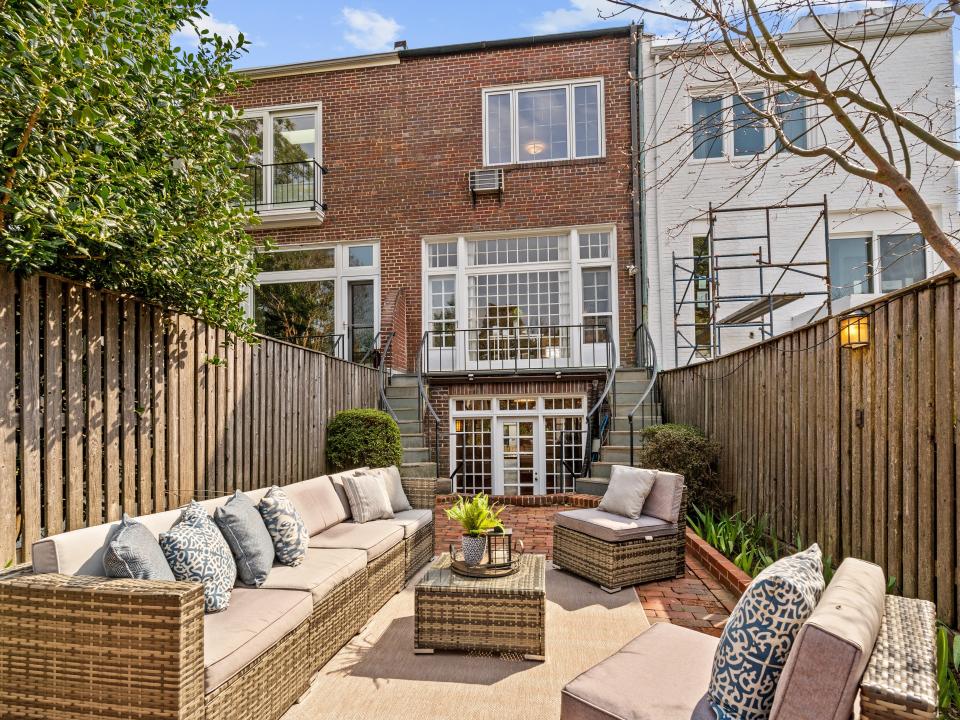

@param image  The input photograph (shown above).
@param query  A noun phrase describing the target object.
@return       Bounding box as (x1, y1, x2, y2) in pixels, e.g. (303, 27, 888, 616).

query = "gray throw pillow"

(343, 472, 394, 523)
(598, 465, 658, 519)
(214, 491, 275, 587)
(103, 513, 176, 581)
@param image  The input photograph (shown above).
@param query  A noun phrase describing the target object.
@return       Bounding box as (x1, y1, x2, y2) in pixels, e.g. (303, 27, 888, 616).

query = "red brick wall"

(226, 34, 637, 371)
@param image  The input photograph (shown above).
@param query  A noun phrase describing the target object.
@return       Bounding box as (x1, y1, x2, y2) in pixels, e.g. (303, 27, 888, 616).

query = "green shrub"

(636, 423, 728, 509)
(326, 409, 402, 472)
(939, 623, 960, 718)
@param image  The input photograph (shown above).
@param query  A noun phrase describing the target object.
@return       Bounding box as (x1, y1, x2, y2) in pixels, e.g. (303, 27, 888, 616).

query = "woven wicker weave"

(405, 523, 435, 580)
(311, 566, 368, 669)
(552, 489, 687, 590)
(414, 553, 546, 659)
(860, 594, 938, 720)
(367, 541, 406, 615)
(401, 476, 437, 511)
(0, 568, 205, 719)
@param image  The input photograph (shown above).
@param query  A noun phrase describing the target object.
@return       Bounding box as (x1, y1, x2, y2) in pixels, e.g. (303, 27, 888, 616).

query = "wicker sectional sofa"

(0, 470, 436, 720)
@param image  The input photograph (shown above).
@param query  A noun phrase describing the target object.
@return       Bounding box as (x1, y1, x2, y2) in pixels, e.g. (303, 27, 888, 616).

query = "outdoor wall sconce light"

(839, 310, 870, 349)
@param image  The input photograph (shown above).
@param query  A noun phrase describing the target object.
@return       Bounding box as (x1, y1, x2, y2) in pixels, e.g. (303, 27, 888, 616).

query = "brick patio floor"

(434, 500, 736, 636)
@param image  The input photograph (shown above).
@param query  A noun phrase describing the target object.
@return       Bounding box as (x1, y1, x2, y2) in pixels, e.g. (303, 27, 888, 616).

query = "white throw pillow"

(343, 472, 395, 523)
(598, 465, 657, 519)
(375, 466, 413, 513)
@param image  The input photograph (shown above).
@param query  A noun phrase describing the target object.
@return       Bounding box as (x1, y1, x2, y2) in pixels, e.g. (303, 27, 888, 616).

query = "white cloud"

(531, 0, 611, 34)
(173, 13, 243, 47)
(341, 7, 402, 53)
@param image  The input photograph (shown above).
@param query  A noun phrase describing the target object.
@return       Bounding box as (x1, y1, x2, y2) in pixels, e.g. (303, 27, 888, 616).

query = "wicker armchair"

(553, 471, 687, 592)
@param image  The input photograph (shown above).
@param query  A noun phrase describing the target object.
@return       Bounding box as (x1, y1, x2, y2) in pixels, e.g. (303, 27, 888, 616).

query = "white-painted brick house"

(639, 7, 958, 368)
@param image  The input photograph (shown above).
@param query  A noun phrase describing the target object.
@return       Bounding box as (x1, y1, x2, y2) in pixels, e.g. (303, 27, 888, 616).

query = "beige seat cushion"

(642, 471, 685, 524)
(308, 521, 403, 560)
(243, 547, 366, 602)
(203, 587, 312, 693)
(281, 476, 347, 535)
(561, 622, 718, 720)
(770, 557, 886, 720)
(598, 466, 657, 519)
(383, 509, 433, 538)
(555, 508, 677, 543)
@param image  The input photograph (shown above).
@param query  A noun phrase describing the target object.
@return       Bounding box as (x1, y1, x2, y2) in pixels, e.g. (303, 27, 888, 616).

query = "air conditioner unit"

(468, 168, 504, 205)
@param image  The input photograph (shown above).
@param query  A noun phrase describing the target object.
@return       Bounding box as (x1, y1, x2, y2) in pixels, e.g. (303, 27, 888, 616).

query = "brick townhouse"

(225, 25, 653, 496)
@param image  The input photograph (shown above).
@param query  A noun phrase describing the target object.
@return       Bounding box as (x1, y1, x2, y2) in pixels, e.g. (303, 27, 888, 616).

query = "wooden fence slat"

(121, 300, 137, 515)
(44, 279, 64, 537)
(886, 298, 903, 589)
(901, 293, 918, 598)
(137, 303, 153, 515)
(152, 308, 166, 513)
(916, 288, 935, 603)
(104, 297, 121, 522)
(85, 289, 104, 527)
(0, 273, 18, 565)
(19, 276, 42, 561)
(934, 283, 955, 623)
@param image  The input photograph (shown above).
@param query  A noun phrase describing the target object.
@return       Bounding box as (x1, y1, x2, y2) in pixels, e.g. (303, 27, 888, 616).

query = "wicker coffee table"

(414, 553, 546, 660)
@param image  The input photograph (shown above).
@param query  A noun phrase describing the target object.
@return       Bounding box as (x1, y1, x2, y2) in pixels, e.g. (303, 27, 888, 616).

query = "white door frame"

(493, 416, 544, 496)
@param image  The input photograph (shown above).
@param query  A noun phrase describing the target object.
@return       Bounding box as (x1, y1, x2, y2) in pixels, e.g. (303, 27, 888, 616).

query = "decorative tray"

(447, 552, 521, 579)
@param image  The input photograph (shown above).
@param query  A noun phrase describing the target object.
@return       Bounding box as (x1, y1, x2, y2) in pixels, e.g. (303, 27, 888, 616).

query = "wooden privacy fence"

(0, 270, 379, 565)
(661, 272, 959, 626)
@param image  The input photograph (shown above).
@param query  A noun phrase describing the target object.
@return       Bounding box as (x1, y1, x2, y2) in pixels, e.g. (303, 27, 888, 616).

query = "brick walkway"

(433, 500, 736, 636)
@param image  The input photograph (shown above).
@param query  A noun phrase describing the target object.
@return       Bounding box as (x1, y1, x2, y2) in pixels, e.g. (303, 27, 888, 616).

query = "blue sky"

(176, 1, 645, 68)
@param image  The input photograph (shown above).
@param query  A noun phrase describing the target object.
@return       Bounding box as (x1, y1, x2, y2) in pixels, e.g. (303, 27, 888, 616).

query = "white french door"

(494, 417, 544, 496)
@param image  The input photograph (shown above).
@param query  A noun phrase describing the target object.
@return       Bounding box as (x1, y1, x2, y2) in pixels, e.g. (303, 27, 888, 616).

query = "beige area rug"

(283, 566, 650, 720)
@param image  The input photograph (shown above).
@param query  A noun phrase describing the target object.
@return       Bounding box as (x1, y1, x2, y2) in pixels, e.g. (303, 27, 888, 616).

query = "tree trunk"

(884, 171, 960, 278)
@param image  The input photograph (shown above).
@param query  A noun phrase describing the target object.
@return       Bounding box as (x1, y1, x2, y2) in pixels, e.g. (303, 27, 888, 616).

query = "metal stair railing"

(627, 323, 661, 467)
(415, 332, 441, 480)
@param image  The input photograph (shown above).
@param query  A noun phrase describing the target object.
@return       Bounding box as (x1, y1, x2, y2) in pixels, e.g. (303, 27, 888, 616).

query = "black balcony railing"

(241, 160, 326, 213)
(420, 323, 613, 375)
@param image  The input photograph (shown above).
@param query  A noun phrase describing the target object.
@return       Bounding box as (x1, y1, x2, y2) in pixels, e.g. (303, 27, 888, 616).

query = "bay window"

(422, 227, 617, 371)
(483, 79, 604, 166)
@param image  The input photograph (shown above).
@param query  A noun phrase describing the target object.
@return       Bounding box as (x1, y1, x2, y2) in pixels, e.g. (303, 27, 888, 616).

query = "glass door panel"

(500, 420, 536, 496)
(272, 113, 316, 206)
(229, 117, 264, 206)
(544, 416, 584, 494)
(348, 280, 374, 362)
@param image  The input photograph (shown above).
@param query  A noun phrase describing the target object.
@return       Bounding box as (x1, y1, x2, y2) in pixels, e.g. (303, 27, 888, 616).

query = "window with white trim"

(690, 90, 811, 159)
(483, 79, 604, 165)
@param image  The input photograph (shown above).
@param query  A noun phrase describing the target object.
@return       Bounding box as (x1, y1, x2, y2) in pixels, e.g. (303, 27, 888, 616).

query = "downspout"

(629, 23, 647, 365)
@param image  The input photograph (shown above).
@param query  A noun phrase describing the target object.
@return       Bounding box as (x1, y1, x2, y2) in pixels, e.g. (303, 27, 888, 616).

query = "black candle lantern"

(486, 528, 514, 568)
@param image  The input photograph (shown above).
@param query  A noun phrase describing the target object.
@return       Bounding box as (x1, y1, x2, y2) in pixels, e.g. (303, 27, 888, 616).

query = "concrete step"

(607, 429, 650, 446)
(599, 445, 643, 464)
(388, 396, 419, 412)
(612, 414, 662, 426)
(388, 374, 421, 387)
(615, 368, 652, 381)
(384, 384, 419, 399)
(587, 461, 613, 479)
(401, 462, 437, 478)
(396, 420, 422, 435)
(402, 447, 431, 463)
(611, 392, 660, 408)
(575, 478, 608, 496)
(400, 433, 425, 449)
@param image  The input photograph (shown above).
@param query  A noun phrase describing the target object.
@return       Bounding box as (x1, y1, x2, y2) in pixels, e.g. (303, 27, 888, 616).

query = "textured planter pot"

(461, 535, 486, 566)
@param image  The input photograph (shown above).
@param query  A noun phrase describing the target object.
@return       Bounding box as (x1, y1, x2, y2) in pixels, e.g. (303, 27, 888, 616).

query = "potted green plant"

(445, 493, 505, 566)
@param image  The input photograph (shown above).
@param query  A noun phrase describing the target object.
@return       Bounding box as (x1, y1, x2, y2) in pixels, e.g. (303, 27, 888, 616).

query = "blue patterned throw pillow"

(160, 501, 237, 613)
(258, 486, 309, 566)
(708, 544, 824, 720)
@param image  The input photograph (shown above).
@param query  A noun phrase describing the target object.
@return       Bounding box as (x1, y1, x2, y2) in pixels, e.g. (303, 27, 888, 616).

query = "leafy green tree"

(0, 0, 258, 334)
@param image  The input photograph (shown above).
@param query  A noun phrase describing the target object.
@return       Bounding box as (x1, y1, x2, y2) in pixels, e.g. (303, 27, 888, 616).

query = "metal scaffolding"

(672, 197, 833, 366)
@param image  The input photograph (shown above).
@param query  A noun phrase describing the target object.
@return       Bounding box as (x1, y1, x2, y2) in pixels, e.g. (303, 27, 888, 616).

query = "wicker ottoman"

(414, 553, 546, 660)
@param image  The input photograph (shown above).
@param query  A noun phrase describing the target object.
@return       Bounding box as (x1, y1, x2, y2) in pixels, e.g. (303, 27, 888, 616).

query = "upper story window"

(691, 91, 809, 160)
(229, 104, 323, 213)
(483, 79, 604, 166)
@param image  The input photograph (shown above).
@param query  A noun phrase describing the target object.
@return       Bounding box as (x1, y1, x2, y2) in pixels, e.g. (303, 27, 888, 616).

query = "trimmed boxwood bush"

(326, 409, 402, 472)
(636, 423, 728, 510)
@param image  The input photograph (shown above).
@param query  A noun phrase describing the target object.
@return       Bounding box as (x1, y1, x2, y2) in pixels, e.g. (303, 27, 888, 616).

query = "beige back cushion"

(31, 487, 270, 576)
(642, 471, 685, 524)
(282, 476, 346, 535)
(342, 472, 394, 523)
(598, 465, 657, 519)
(770, 557, 886, 720)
